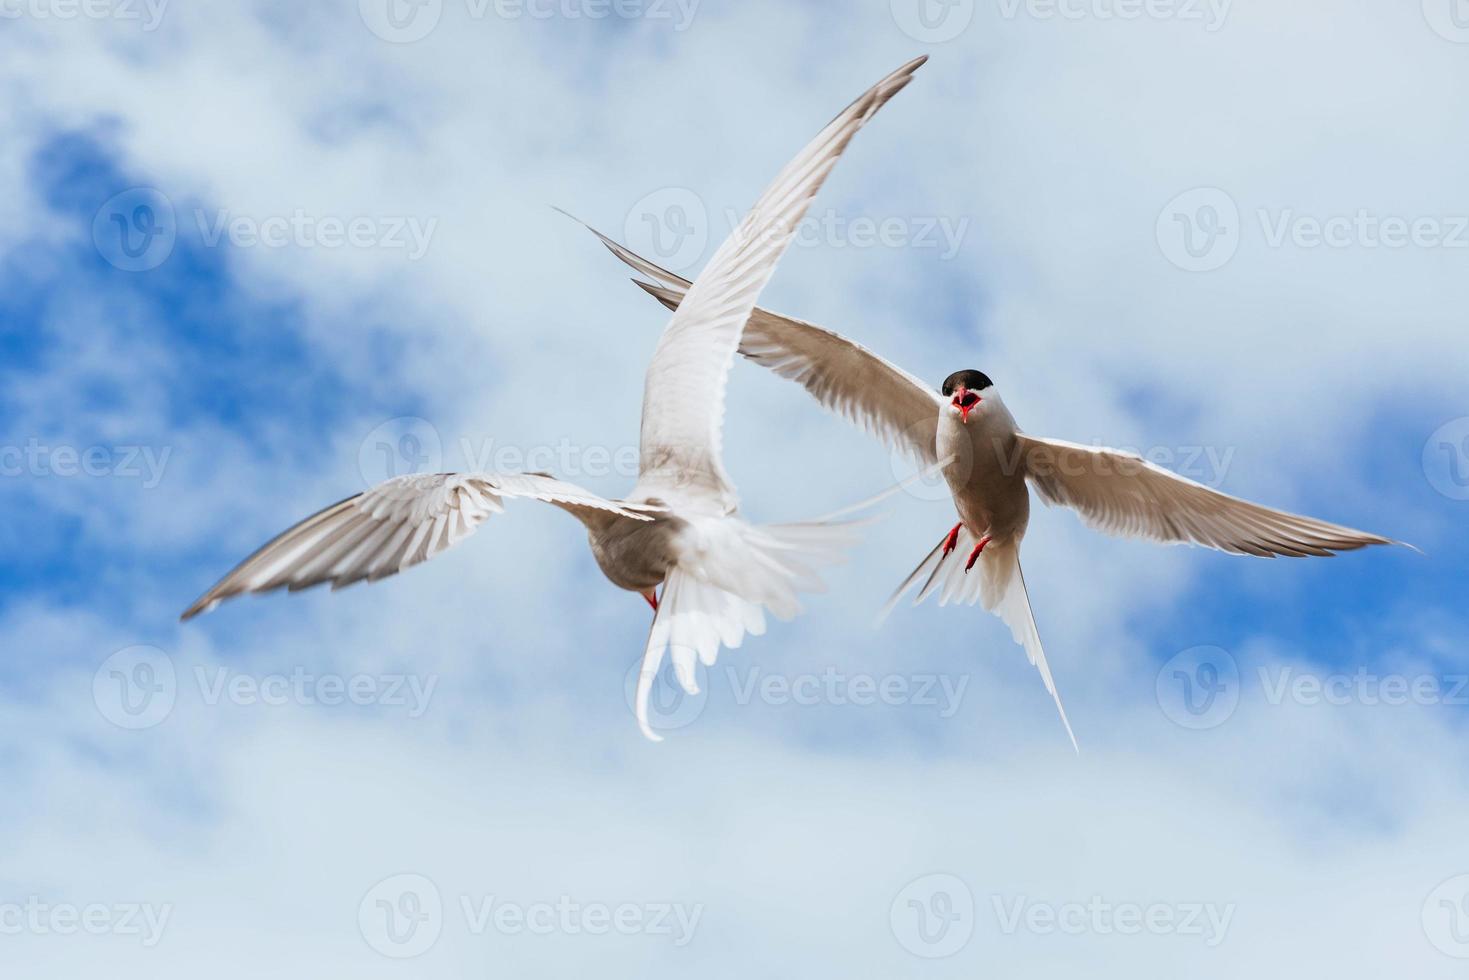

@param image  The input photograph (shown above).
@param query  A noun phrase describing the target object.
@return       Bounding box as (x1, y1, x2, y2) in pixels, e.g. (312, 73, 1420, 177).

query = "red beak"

(952, 387, 980, 422)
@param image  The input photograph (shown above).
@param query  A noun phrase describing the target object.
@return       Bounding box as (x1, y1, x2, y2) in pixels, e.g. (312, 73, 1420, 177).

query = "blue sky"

(2, 1, 1468, 976)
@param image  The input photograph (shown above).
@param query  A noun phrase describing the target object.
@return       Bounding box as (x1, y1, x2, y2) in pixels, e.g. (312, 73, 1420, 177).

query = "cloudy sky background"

(2, 0, 1467, 975)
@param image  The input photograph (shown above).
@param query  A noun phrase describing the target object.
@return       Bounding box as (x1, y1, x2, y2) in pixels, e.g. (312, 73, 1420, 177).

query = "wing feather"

(181, 471, 652, 620)
(1017, 435, 1395, 557)
(562, 214, 945, 466)
(631, 56, 927, 510)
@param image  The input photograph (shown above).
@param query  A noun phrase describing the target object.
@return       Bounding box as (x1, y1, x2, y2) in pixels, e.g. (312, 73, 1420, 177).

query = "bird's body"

(182, 56, 930, 741)
(937, 394, 1028, 548)
(587, 510, 679, 594)
(576, 223, 1405, 751)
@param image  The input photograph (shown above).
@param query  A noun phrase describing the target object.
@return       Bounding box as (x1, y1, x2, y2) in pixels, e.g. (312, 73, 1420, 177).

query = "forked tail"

(633, 515, 867, 741)
(633, 462, 952, 740)
(879, 528, 1079, 752)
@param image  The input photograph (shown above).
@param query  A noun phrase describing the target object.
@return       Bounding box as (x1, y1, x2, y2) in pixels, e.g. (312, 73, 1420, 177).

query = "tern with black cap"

(569, 215, 1405, 752)
(181, 56, 930, 740)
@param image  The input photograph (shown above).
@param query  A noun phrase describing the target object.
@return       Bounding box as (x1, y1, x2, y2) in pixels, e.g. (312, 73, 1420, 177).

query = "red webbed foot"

(963, 536, 992, 573)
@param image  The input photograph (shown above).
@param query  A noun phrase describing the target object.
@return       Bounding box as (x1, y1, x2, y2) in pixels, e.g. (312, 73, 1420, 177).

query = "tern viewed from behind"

(181, 56, 930, 740)
(571, 224, 1404, 750)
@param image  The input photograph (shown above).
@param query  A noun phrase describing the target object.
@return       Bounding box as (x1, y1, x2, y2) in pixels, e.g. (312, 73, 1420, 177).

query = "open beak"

(951, 388, 980, 423)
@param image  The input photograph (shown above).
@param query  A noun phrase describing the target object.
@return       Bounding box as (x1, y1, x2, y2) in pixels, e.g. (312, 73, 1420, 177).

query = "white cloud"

(1, 1, 1464, 976)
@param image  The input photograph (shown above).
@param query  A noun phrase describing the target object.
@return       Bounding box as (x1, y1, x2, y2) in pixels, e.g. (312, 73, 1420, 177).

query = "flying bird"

(567, 221, 1402, 751)
(182, 55, 930, 740)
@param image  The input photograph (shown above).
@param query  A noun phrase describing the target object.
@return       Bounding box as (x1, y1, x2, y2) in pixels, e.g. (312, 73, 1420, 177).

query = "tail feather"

(995, 557, 1079, 754)
(633, 513, 864, 741)
(877, 537, 944, 623)
(882, 530, 1079, 752)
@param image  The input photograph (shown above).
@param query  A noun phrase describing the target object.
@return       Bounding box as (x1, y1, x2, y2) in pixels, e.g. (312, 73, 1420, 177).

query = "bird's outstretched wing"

(181, 472, 651, 620)
(564, 216, 943, 466)
(631, 55, 928, 512)
(1017, 435, 1396, 557)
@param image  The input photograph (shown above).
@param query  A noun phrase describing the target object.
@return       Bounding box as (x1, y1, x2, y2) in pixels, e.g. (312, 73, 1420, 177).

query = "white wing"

(181, 472, 651, 619)
(564, 217, 943, 465)
(1018, 435, 1395, 557)
(632, 55, 927, 512)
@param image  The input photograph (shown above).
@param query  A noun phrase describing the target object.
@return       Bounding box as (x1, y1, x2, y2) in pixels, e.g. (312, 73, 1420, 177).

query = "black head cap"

(941, 370, 994, 397)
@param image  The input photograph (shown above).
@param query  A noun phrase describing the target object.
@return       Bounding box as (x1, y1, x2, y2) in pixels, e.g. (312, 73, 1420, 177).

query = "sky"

(1, 0, 1467, 975)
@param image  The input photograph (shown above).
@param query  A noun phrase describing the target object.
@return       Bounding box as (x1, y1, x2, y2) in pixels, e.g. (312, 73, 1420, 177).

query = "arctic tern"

(569, 221, 1401, 750)
(181, 55, 930, 741)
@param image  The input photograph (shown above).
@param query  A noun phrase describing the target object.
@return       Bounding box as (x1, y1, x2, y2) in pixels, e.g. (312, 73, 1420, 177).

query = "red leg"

(941, 522, 962, 557)
(642, 590, 659, 612)
(963, 536, 992, 573)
